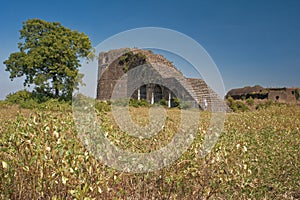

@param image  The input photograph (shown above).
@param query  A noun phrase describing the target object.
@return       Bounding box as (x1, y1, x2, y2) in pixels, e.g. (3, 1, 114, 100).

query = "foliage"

(171, 98, 192, 109)
(110, 98, 150, 107)
(256, 100, 274, 110)
(0, 100, 12, 108)
(0, 104, 300, 199)
(5, 90, 34, 104)
(246, 97, 254, 106)
(5, 90, 71, 111)
(295, 88, 300, 100)
(95, 101, 111, 112)
(180, 101, 192, 109)
(129, 98, 149, 107)
(173, 97, 181, 108)
(227, 96, 249, 112)
(119, 51, 147, 73)
(3, 19, 92, 100)
(158, 98, 167, 106)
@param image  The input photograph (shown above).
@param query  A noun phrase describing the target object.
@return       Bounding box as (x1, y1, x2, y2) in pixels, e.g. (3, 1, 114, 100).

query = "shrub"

(119, 51, 146, 73)
(0, 100, 12, 108)
(171, 98, 191, 109)
(95, 101, 111, 112)
(138, 99, 149, 107)
(227, 97, 248, 112)
(158, 98, 167, 106)
(295, 88, 300, 100)
(256, 100, 274, 110)
(231, 101, 248, 112)
(5, 90, 34, 104)
(179, 101, 192, 109)
(129, 98, 149, 107)
(5, 90, 72, 111)
(246, 97, 254, 106)
(173, 98, 181, 108)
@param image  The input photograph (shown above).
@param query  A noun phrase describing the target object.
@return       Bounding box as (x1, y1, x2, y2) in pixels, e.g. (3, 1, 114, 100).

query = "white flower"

(62, 176, 68, 185)
(53, 130, 59, 138)
(2, 161, 8, 169)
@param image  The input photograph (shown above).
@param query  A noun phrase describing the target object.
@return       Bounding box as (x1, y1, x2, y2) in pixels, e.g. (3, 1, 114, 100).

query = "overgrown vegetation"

(226, 96, 287, 112)
(295, 88, 300, 100)
(119, 51, 147, 73)
(227, 96, 249, 112)
(1, 99, 299, 199)
(172, 97, 192, 109)
(4, 90, 71, 111)
(256, 100, 275, 110)
(129, 98, 149, 107)
(246, 96, 254, 106)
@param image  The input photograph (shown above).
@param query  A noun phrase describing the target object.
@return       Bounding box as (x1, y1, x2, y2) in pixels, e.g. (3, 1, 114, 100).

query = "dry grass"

(1, 103, 300, 199)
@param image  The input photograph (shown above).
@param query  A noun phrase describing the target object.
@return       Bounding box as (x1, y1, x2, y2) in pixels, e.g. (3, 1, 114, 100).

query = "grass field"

(1, 102, 300, 199)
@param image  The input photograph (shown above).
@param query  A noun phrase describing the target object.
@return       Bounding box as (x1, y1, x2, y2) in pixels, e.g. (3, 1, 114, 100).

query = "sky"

(0, 0, 300, 99)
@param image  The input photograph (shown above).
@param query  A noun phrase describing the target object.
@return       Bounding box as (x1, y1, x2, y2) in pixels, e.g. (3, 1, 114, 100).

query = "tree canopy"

(4, 19, 92, 99)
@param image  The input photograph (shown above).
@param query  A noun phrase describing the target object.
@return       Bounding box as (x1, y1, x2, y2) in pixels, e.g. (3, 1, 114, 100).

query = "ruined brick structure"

(97, 48, 229, 112)
(226, 86, 298, 104)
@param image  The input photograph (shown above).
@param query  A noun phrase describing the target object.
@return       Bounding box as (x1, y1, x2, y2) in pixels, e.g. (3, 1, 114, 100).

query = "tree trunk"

(53, 76, 59, 98)
(55, 88, 59, 98)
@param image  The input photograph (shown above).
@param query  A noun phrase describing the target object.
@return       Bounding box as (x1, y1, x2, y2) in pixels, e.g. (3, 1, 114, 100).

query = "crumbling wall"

(97, 48, 229, 111)
(268, 88, 296, 103)
(226, 86, 297, 104)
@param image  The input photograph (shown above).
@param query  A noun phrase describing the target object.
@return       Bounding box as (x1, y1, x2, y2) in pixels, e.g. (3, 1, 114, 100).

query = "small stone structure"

(97, 48, 229, 112)
(226, 86, 298, 103)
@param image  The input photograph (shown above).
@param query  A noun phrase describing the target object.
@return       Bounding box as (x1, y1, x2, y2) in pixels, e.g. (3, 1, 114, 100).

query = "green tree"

(4, 19, 92, 99)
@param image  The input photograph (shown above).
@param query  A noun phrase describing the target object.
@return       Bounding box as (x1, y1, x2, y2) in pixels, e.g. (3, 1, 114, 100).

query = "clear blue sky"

(1, 0, 300, 99)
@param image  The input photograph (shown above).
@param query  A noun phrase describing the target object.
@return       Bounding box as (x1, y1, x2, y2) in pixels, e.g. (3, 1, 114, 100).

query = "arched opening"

(276, 96, 279, 100)
(170, 89, 179, 107)
(154, 85, 163, 103)
(140, 85, 147, 100)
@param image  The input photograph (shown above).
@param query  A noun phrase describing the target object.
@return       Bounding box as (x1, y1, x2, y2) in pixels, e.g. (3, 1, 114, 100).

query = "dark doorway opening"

(154, 85, 163, 103)
(140, 85, 147, 100)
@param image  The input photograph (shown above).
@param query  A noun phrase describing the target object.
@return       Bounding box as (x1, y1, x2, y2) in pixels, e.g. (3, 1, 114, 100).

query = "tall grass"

(1, 104, 299, 199)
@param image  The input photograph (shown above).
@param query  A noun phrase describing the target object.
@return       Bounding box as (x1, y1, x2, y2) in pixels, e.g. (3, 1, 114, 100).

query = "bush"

(246, 97, 254, 106)
(95, 101, 111, 112)
(0, 100, 12, 108)
(38, 99, 71, 111)
(227, 97, 248, 112)
(171, 98, 192, 109)
(5, 90, 34, 104)
(256, 100, 274, 110)
(179, 101, 192, 109)
(173, 98, 181, 108)
(5, 90, 71, 111)
(129, 98, 149, 107)
(295, 88, 300, 100)
(158, 98, 167, 106)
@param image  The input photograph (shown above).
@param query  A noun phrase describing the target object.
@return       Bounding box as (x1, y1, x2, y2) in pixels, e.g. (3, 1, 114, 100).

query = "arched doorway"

(154, 85, 163, 103)
(140, 85, 147, 100)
